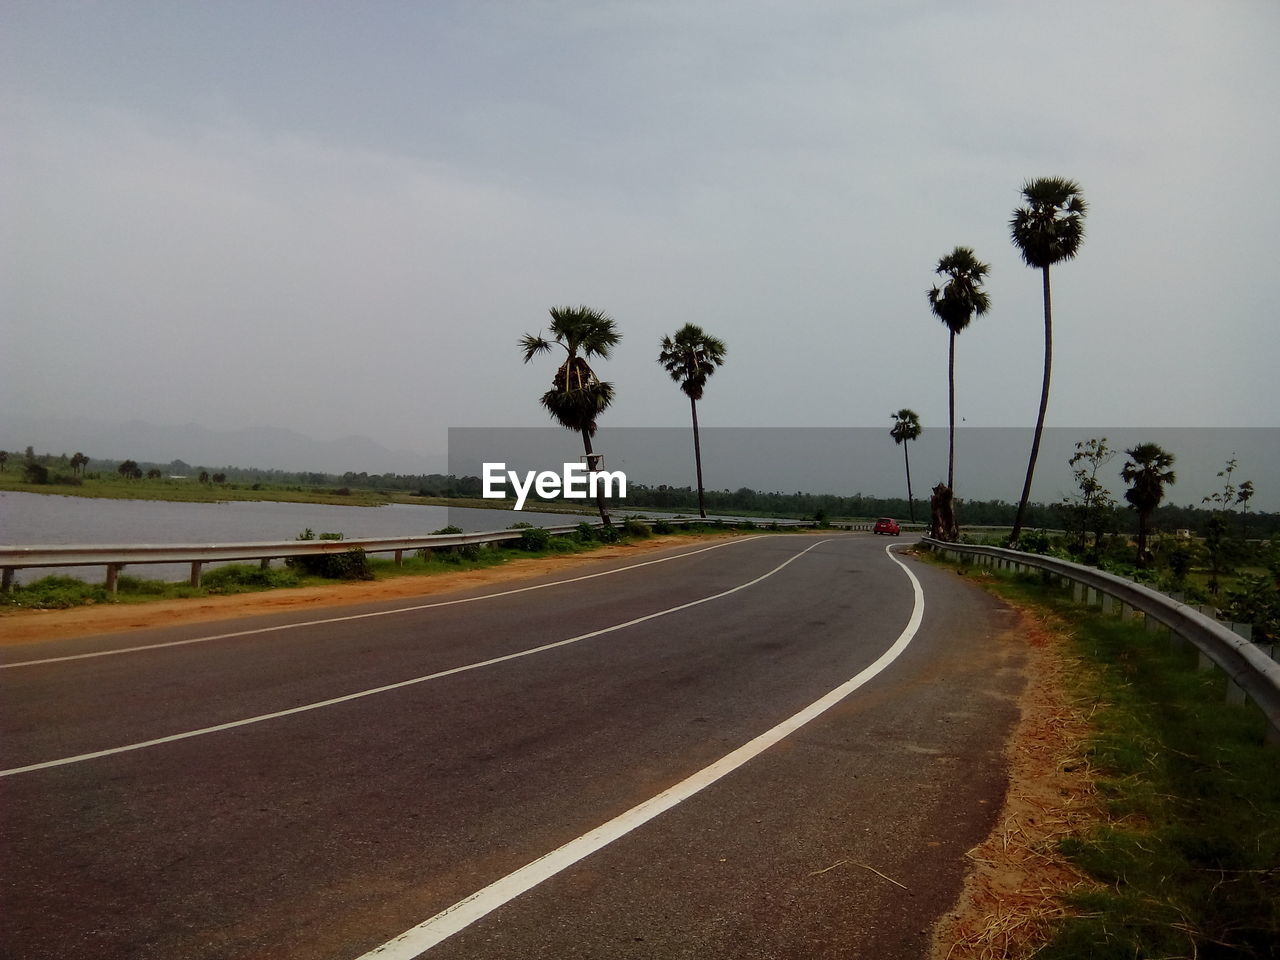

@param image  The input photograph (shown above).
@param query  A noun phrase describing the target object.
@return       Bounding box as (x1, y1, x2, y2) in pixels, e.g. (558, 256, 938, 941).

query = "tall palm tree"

(927, 246, 991, 492)
(1008, 177, 1088, 545)
(1120, 442, 1175, 567)
(890, 409, 922, 522)
(658, 323, 727, 519)
(520, 305, 621, 526)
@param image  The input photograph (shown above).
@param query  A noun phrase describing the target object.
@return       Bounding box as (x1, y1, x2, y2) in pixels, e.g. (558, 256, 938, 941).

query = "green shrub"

(285, 530, 374, 580)
(518, 527, 551, 551)
(439, 543, 482, 563)
(202, 564, 301, 593)
(651, 519, 674, 535)
(622, 517, 651, 538)
(115, 575, 172, 596)
(2, 575, 108, 609)
(1014, 529, 1052, 554)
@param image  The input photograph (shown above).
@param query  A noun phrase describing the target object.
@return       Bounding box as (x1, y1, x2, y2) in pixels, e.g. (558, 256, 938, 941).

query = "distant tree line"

(5, 446, 1276, 539)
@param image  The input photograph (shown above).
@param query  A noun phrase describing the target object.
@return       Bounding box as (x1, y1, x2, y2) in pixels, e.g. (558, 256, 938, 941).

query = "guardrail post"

(1101, 593, 1115, 616)
(1224, 623, 1254, 705)
(1226, 679, 1247, 705)
(189, 561, 202, 588)
(1072, 580, 1083, 603)
(260, 558, 270, 571)
(105, 563, 121, 597)
(1, 568, 13, 594)
(394, 549, 404, 567)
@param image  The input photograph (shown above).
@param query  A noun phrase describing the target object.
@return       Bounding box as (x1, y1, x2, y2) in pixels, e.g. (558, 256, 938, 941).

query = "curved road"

(0, 533, 1026, 959)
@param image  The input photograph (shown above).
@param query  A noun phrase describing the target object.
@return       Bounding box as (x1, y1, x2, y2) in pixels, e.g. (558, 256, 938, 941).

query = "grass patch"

(201, 564, 302, 593)
(926, 551, 1280, 958)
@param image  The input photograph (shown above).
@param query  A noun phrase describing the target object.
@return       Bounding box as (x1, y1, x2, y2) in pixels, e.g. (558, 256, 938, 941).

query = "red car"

(873, 517, 901, 536)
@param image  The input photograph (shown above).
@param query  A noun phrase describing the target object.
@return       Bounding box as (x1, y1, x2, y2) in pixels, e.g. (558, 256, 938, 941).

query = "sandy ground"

(0, 534, 737, 647)
(2, 536, 1097, 955)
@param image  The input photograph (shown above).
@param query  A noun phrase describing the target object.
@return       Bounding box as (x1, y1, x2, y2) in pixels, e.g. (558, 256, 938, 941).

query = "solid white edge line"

(0, 539, 834, 778)
(354, 541, 925, 960)
(1, 536, 769, 669)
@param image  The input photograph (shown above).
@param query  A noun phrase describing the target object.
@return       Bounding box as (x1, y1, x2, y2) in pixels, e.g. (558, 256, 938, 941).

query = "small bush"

(651, 519, 674, 535)
(286, 530, 374, 580)
(439, 543, 482, 563)
(115, 575, 172, 596)
(518, 527, 552, 551)
(203, 564, 301, 593)
(622, 517, 651, 538)
(1014, 529, 1052, 554)
(2, 575, 108, 609)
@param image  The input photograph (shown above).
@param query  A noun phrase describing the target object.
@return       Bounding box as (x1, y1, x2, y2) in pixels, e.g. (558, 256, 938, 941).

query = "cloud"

(3, 0, 1278, 478)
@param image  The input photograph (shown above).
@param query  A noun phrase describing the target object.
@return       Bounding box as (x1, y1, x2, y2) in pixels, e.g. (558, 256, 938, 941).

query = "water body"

(0, 491, 592, 585)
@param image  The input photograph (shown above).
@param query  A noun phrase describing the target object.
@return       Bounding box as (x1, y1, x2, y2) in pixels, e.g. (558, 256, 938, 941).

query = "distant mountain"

(0, 416, 444, 476)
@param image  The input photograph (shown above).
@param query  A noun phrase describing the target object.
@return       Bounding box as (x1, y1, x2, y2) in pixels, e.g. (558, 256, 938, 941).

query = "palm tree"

(1120, 442, 1175, 567)
(890, 409, 922, 522)
(1238, 480, 1255, 537)
(658, 324, 727, 519)
(1008, 177, 1088, 545)
(520, 305, 621, 526)
(927, 246, 991, 491)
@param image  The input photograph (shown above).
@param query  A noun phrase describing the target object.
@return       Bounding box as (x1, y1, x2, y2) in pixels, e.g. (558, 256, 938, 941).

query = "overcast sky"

(4, 2, 1277, 484)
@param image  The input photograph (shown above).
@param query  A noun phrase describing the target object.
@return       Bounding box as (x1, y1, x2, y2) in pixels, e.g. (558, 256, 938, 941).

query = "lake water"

(0, 491, 592, 585)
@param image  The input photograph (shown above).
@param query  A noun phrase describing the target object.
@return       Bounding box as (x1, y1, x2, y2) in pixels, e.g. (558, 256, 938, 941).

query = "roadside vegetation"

(0, 519, 783, 611)
(928, 552, 1280, 959)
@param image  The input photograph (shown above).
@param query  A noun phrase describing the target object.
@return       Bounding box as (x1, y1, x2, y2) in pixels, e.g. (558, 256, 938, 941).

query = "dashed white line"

(0, 539, 833, 778)
(1, 536, 769, 669)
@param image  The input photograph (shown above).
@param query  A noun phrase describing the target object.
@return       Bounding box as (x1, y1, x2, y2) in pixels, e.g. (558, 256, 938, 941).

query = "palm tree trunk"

(581, 429, 611, 527)
(690, 395, 707, 519)
(903, 442, 915, 522)
(1136, 511, 1149, 567)
(947, 331, 956, 491)
(1011, 266, 1053, 544)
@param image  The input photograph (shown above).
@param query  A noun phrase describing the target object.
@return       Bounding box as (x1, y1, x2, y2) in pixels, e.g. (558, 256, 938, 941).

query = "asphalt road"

(0, 533, 1026, 960)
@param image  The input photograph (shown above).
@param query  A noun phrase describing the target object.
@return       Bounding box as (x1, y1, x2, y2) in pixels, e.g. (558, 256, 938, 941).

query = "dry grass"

(930, 603, 1104, 960)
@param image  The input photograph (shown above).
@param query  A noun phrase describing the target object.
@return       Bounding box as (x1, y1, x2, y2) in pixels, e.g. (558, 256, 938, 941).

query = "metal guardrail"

(0, 517, 819, 592)
(920, 537, 1280, 744)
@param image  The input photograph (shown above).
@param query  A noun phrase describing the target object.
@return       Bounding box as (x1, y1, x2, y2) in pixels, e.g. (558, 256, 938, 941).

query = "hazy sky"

(4, 2, 1278, 473)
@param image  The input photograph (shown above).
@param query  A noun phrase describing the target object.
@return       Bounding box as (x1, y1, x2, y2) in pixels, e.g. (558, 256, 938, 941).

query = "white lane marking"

(0, 540, 834, 778)
(1, 536, 774, 669)
(355, 541, 925, 960)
